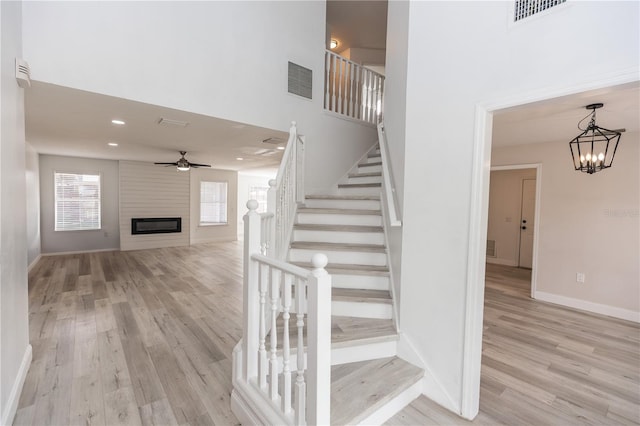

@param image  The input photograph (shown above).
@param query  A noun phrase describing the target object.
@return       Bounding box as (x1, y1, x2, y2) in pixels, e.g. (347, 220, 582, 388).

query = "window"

(249, 185, 269, 214)
(200, 181, 228, 225)
(55, 172, 101, 231)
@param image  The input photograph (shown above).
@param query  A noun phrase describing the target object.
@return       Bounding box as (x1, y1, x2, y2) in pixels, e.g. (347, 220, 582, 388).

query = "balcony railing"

(324, 50, 384, 125)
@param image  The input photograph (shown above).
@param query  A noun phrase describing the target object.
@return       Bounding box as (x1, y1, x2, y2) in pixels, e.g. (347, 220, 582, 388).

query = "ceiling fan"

(154, 151, 211, 171)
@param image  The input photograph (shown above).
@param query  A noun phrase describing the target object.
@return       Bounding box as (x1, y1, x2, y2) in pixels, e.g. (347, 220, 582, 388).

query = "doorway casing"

(458, 68, 639, 420)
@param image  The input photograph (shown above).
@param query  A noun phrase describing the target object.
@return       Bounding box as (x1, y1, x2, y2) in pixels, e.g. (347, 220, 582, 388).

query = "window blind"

(200, 181, 228, 224)
(55, 172, 101, 231)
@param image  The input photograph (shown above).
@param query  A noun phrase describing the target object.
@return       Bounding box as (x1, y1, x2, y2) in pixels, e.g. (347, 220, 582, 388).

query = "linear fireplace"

(131, 217, 182, 235)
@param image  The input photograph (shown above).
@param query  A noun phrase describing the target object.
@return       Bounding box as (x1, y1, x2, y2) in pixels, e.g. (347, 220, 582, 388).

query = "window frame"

(199, 180, 229, 227)
(54, 170, 102, 232)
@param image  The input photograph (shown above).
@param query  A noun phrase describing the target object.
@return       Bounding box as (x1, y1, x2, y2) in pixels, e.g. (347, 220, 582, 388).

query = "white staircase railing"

(268, 121, 305, 260)
(377, 122, 402, 227)
(324, 50, 385, 125)
(232, 201, 331, 426)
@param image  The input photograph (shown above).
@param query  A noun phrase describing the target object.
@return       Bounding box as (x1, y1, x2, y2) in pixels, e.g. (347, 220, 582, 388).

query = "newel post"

(306, 253, 331, 425)
(243, 200, 261, 381)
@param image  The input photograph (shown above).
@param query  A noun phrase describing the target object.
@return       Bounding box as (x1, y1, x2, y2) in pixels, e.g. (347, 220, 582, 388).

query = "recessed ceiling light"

(277, 146, 285, 150)
(107, 142, 118, 147)
(111, 119, 125, 125)
(330, 39, 339, 49)
(236, 157, 244, 161)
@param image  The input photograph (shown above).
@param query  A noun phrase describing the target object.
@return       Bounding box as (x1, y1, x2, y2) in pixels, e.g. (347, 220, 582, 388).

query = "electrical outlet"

(576, 272, 585, 283)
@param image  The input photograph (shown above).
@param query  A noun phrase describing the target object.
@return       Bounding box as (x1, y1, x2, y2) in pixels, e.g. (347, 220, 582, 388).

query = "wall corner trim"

(1, 344, 32, 426)
(27, 254, 42, 273)
(534, 291, 640, 323)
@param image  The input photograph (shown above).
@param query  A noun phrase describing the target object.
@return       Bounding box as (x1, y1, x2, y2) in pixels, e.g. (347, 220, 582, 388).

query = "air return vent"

(288, 61, 312, 99)
(158, 117, 189, 127)
(486, 240, 496, 258)
(514, 0, 566, 22)
(15, 58, 31, 88)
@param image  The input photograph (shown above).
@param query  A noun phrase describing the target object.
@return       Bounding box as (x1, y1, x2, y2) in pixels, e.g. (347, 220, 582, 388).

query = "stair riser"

(358, 164, 382, 173)
(332, 300, 393, 319)
(296, 213, 382, 226)
(332, 274, 389, 291)
(293, 229, 385, 245)
(289, 249, 387, 267)
(365, 155, 382, 164)
(347, 176, 383, 185)
(331, 339, 398, 366)
(337, 186, 382, 196)
(303, 199, 380, 210)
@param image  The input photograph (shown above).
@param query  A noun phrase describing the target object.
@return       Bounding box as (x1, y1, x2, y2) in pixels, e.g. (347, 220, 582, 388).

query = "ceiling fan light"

(177, 165, 190, 171)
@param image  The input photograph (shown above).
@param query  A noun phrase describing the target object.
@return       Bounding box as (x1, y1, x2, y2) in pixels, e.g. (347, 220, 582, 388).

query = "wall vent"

(15, 58, 31, 88)
(158, 118, 189, 127)
(486, 240, 496, 258)
(288, 61, 312, 99)
(514, 0, 566, 22)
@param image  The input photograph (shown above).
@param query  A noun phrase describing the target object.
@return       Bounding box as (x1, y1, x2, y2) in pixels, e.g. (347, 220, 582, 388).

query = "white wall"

(340, 47, 386, 67)
(385, 0, 639, 417)
(26, 142, 40, 267)
(21, 1, 378, 194)
(493, 135, 639, 318)
(237, 172, 275, 239)
(0, 2, 30, 424)
(487, 168, 536, 266)
(39, 155, 120, 254)
(190, 168, 238, 245)
(119, 161, 189, 251)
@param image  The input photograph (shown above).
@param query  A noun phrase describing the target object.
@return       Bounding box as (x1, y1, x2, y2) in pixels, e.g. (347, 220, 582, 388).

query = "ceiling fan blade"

(154, 162, 179, 166)
(189, 163, 212, 168)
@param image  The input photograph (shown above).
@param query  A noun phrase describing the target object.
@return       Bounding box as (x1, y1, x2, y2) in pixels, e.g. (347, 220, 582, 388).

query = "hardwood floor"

(16, 242, 244, 426)
(16, 246, 640, 425)
(386, 263, 640, 425)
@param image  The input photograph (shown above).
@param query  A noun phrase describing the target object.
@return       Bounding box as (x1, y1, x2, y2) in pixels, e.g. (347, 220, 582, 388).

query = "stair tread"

(348, 172, 382, 178)
(294, 224, 383, 233)
(367, 153, 382, 158)
(292, 261, 389, 276)
(333, 288, 392, 304)
(305, 194, 380, 200)
(290, 241, 386, 253)
(338, 182, 382, 188)
(359, 161, 383, 167)
(297, 207, 381, 215)
(331, 356, 423, 425)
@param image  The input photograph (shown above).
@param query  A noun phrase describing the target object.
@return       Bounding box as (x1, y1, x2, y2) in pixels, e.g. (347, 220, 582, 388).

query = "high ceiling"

(26, 82, 288, 173)
(326, 0, 388, 53)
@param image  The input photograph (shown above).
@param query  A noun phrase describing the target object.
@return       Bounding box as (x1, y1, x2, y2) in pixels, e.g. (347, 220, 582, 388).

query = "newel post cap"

(268, 179, 277, 188)
(246, 199, 259, 212)
(311, 253, 329, 276)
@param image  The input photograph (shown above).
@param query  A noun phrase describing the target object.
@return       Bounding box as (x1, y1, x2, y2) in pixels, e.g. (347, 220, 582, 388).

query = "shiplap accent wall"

(119, 161, 190, 251)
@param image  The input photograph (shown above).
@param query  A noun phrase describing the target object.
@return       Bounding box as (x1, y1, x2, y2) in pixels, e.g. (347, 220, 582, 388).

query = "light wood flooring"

(386, 264, 640, 425)
(16, 246, 640, 425)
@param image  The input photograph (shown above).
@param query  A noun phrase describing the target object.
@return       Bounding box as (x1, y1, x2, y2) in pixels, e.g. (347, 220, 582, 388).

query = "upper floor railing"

(324, 50, 385, 125)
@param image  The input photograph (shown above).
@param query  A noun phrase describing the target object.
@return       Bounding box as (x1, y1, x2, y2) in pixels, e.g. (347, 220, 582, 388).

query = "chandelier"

(569, 103, 622, 174)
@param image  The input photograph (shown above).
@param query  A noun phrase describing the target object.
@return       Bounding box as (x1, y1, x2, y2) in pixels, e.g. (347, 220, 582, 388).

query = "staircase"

(288, 145, 424, 424)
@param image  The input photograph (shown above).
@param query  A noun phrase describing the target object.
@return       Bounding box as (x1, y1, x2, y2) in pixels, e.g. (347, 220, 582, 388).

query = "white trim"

(489, 163, 542, 298)
(486, 257, 517, 267)
(1, 344, 32, 426)
(462, 67, 640, 420)
(397, 333, 459, 414)
(356, 378, 422, 425)
(535, 291, 640, 323)
(379, 196, 401, 331)
(27, 254, 42, 272)
(42, 248, 118, 256)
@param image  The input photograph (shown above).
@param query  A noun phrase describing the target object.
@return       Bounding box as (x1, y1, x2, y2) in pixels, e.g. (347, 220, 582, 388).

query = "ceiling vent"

(15, 58, 31, 88)
(262, 137, 286, 145)
(158, 117, 189, 127)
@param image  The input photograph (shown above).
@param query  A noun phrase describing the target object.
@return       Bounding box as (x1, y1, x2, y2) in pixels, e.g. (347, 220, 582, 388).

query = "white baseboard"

(42, 248, 118, 256)
(1, 344, 32, 426)
(535, 291, 640, 323)
(486, 257, 517, 266)
(27, 255, 41, 273)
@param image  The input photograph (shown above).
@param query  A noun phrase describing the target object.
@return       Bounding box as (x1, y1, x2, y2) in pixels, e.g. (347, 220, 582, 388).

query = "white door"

(519, 179, 536, 268)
